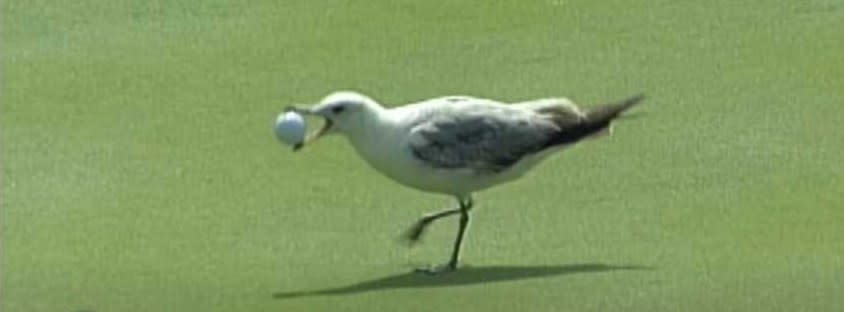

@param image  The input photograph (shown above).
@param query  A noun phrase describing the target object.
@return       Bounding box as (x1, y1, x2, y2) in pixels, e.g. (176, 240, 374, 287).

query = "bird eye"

(332, 106, 346, 114)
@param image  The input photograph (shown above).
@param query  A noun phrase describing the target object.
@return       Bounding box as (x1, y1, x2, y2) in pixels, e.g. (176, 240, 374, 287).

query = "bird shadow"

(272, 263, 651, 300)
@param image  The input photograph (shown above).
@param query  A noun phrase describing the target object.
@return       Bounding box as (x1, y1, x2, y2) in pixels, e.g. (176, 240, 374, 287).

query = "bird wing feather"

(407, 103, 560, 173)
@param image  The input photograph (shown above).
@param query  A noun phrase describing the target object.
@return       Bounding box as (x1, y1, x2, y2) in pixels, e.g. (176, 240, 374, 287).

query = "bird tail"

(545, 94, 645, 147)
(584, 93, 645, 125)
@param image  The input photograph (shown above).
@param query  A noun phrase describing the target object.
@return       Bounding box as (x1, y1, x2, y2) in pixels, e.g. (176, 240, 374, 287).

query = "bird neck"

(341, 108, 408, 178)
(344, 105, 392, 140)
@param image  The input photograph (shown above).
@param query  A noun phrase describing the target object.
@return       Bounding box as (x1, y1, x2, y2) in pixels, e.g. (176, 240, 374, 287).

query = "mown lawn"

(2, 0, 842, 311)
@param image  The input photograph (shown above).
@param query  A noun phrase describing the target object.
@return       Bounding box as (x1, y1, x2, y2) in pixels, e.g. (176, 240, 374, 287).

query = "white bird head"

(286, 91, 383, 151)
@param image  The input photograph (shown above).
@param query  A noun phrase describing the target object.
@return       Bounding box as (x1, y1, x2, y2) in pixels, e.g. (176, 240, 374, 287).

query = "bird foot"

(414, 263, 457, 275)
(400, 219, 429, 245)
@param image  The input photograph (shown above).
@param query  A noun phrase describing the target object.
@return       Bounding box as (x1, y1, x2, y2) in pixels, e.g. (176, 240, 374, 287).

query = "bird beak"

(284, 105, 334, 152)
(293, 119, 333, 151)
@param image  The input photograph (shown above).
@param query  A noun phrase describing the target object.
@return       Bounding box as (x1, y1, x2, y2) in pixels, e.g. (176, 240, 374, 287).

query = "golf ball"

(274, 111, 306, 146)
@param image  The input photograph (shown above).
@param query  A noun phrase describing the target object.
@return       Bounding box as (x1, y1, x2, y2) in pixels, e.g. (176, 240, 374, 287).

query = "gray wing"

(408, 105, 560, 173)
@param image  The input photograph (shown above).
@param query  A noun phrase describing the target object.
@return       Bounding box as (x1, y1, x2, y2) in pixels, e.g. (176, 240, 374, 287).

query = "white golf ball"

(274, 111, 306, 146)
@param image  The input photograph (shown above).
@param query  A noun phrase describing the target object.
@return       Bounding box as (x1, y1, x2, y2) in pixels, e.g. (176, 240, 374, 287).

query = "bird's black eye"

(332, 106, 346, 114)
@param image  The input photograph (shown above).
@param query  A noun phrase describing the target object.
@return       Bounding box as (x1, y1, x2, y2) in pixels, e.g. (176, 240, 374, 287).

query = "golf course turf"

(2, 0, 842, 311)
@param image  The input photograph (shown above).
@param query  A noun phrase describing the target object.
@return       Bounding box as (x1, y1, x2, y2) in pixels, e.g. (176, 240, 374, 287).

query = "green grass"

(2, 0, 842, 311)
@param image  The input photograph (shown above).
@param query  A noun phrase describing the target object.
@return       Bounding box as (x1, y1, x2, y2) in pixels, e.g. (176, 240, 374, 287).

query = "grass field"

(2, 0, 843, 311)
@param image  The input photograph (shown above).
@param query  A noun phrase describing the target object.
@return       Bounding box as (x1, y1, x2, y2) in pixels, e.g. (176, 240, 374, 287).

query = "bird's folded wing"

(407, 105, 559, 173)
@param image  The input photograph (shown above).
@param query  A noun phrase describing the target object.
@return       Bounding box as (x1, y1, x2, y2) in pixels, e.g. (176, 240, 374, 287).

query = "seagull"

(284, 91, 644, 274)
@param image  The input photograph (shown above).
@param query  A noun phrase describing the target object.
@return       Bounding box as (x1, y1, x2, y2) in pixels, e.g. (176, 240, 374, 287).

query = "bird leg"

(403, 208, 461, 243)
(414, 196, 474, 274)
(447, 197, 473, 269)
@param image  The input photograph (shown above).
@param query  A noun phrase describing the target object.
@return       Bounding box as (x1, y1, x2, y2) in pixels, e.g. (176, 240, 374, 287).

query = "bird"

(284, 91, 645, 274)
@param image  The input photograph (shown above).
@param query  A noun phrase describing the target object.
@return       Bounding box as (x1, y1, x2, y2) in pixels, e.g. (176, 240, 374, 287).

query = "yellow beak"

(285, 105, 333, 152)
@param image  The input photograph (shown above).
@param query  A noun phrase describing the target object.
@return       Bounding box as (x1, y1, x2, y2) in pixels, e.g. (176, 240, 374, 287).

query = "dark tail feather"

(545, 94, 645, 147)
(584, 93, 646, 124)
